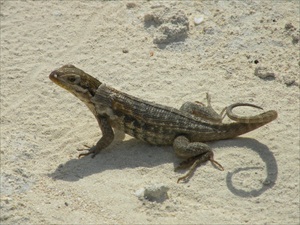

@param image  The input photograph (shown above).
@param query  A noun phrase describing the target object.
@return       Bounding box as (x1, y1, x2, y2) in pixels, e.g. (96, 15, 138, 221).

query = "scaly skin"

(49, 64, 278, 182)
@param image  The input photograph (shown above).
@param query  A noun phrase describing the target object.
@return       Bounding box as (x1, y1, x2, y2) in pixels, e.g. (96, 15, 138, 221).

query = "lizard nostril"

(49, 71, 58, 80)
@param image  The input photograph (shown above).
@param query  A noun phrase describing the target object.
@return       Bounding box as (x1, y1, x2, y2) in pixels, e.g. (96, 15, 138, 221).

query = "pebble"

(283, 76, 297, 87)
(254, 66, 275, 80)
(126, 3, 137, 9)
(52, 11, 62, 17)
(194, 16, 204, 25)
(135, 183, 169, 202)
(284, 22, 296, 31)
(292, 34, 299, 44)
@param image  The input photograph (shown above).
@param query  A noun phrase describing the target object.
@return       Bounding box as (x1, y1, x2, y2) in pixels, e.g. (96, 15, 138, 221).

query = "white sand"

(1, 1, 299, 224)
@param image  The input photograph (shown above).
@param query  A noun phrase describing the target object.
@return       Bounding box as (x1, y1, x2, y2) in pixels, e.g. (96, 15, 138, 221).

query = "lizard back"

(91, 84, 277, 145)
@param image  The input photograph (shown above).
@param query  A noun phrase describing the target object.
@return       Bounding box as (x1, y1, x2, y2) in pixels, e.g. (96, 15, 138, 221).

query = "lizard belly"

(109, 115, 175, 145)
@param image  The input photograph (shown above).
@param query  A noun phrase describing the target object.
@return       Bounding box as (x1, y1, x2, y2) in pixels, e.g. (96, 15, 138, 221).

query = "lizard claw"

(176, 152, 224, 183)
(194, 101, 205, 106)
(209, 157, 224, 171)
(78, 152, 92, 158)
(77, 145, 96, 158)
(175, 156, 198, 171)
(77, 144, 91, 151)
(177, 158, 201, 183)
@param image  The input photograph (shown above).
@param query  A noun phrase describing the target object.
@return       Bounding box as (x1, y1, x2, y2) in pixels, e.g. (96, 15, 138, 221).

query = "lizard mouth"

(49, 70, 60, 83)
(49, 70, 75, 92)
(49, 70, 76, 87)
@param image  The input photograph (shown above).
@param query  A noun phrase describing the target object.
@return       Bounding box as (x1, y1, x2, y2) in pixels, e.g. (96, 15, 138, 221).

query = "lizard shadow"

(211, 137, 278, 197)
(49, 137, 278, 198)
(48, 137, 177, 182)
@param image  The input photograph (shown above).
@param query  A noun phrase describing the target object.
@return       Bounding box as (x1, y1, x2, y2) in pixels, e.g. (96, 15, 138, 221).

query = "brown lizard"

(49, 64, 278, 182)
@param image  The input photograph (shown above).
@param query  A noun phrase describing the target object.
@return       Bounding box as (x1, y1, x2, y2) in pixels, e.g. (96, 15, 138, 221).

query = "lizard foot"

(176, 152, 224, 183)
(77, 145, 97, 158)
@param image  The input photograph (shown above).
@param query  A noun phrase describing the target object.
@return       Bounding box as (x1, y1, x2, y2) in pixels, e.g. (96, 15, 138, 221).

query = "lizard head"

(49, 64, 101, 98)
(49, 65, 102, 114)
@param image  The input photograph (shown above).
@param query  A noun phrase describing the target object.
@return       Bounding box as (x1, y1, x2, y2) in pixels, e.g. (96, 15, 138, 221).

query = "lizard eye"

(67, 76, 76, 83)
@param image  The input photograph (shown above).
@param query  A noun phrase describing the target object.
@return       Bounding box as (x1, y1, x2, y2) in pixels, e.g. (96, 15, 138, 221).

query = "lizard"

(49, 64, 278, 183)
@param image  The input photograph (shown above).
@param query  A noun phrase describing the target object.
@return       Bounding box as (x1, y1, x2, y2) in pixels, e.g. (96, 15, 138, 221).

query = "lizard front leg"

(78, 115, 114, 158)
(173, 136, 224, 183)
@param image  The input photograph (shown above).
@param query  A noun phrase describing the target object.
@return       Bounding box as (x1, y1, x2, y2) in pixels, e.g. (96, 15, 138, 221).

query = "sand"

(1, 1, 299, 224)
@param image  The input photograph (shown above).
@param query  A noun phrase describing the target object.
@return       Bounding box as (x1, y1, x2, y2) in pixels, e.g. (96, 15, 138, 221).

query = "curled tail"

(226, 103, 278, 123)
(221, 110, 278, 139)
(214, 109, 278, 140)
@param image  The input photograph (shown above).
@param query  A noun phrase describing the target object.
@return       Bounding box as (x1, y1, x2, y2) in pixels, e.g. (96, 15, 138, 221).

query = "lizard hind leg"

(176, 152, 224, 183)
(173, 136, 224, 183)
(179, 93, 223, 124)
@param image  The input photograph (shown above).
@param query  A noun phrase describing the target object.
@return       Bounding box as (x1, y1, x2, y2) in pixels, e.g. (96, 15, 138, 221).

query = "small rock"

(126, 3, 137, 9)
(122, 49, 129, 53)
(254, 66, 275, 80)
(1, 196, 12, 204)
(144, 7, 189, 45)
(283, 76, 298, 87)
(285, 22, 296, 31)
(203, 26, 215, 35)
(135, 183, 169, 202)
(52, 11, 62, 17)
(194, 16, 204, 25)
(292, 34, 299, 44)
